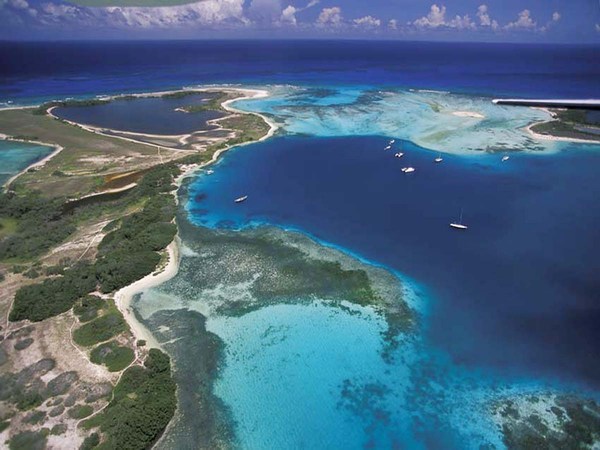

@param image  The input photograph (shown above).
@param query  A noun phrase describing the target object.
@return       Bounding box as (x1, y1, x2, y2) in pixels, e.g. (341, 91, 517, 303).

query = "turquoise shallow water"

(0, 140, 53, 186)
(2, 41, 599, 448)
(171, 86, 600, 448)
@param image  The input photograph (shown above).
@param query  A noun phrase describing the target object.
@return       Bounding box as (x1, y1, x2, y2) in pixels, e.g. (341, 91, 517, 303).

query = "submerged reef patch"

(236, 86, 553, 154)
(492, 394, 600, 449)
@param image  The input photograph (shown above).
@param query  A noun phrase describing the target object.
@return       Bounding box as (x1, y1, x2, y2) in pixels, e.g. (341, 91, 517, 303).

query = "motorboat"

(449, 209, 468, 230)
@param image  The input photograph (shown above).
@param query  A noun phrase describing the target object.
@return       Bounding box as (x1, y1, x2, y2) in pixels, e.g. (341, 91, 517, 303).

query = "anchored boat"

(234, 195, 248, 203)
(450, 209, 468, 230)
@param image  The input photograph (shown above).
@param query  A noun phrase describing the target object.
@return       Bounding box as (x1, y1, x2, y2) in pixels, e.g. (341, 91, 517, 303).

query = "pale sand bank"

(113, 238, 180, 349)
(452, 111, 485, 119)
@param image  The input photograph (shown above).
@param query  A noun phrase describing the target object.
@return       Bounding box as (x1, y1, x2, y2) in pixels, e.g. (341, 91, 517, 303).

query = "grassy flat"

(0, 108, 183, 198)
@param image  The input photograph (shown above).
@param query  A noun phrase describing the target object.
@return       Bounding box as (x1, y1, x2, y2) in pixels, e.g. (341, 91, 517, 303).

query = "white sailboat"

(206, 169, 214, 175)
(401, 167, 415, 173)
(384, 145, 392, 150)
(449, 209, 468, 230)
(390, 139, 396, 144)
(434, 153, 443, 163)
(234, 195, 248, 203)
(395, 152, 404, 158)
(502, 155, 510, 162)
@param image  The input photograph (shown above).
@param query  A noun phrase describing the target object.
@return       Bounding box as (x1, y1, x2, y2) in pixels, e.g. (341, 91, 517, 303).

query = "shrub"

(83, 350, 176, 450)
(90, 341, 135, 372)
(9, 430, 47, 450)
(73, 311, 127, 347)
(68, 404, 93, 419)
(10, 263, 96, 322)
(80, 433, 100, 450)
(73, 295, 106, 323)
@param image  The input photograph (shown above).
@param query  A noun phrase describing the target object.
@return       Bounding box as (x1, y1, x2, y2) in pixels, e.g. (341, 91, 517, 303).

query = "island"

(1, 86, 599, 450)
(0, 88, 273, 449)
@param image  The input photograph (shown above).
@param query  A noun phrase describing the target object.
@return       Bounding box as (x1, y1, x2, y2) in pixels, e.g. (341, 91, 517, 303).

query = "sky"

(0, 0, 599, 42)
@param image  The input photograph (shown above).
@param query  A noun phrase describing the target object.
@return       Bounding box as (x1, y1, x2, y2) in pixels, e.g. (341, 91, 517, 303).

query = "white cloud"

(413, 4, 446, 28)
(476, 4, 498, 30)
(316, 6, 342, 27)
(448, 14, 475, 30)
(388, 18, 397, 30)
(413, 4, 474, 30)
(505, 9, 536, 29)
(279, 0, 319, 26)
(353, 15, 380, 28)
(33, 0, 247, 28)
(552, 11, 560, 22)
(596, 23, 600, 33)
(280, 4, 297, 24)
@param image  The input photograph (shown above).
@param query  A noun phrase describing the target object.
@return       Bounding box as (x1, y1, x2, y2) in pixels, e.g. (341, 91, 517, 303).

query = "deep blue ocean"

(1, 40, 599, 448)
(188, 136, 600, 388)
(1, 41, 599, 104)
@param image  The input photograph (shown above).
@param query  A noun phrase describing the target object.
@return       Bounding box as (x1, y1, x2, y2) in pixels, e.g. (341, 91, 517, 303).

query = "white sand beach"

(113, 239, 180, 349)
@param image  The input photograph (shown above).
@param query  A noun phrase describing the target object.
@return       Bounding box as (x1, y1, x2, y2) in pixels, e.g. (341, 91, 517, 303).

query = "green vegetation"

(73, 309, 127, 347)
(73, 295, 107, 322)
(83, 349, 176, 450)
(0, 194, 76, 261)
(95, 193, 176, 293)
(8, 165, 178, 322)
(90, 341, 135, 372)
(531, 109, 600, 141)
(0, 420, 10, 433)
(33, 98, 109, 116)
(10, 263, 97, 322)
(0, 217, 18, 240)
(160, 90, 201, 99)
(80, 433, 100, 450)
(15, 391, 44, 411)
(68, 404, 94, 419)
(218, 113, 270, 147)
(24, 410, 46, 424)
(50, 424, 67, 436)
(8, 430, 48, 450)
(178, 91, 237, 113)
